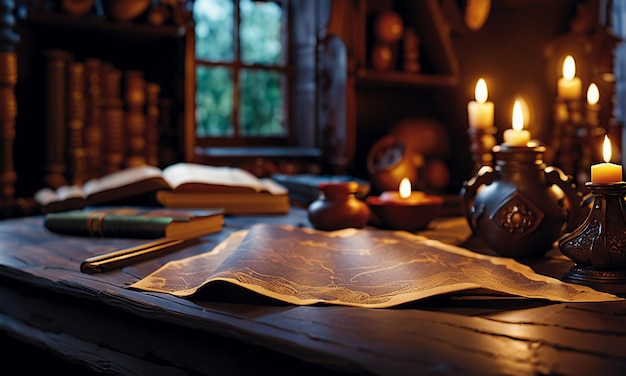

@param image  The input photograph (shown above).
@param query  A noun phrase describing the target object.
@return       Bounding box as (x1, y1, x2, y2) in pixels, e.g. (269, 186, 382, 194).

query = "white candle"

(467, 78, 494, 129)
(503, 100, 531, 146)
(591, 135, 622, 183)
(557, 55, 582, 101)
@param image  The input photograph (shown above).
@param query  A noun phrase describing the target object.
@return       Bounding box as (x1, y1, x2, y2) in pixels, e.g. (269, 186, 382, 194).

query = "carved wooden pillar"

(101, 63, 125, 174)
(123, 69, 147, 168)
(0, 0, 21, 215)
(145, 82, 160, 166)
(43, 49, 71, 189)
(84, 58, 104, 179)
(68, 61, 88, 185)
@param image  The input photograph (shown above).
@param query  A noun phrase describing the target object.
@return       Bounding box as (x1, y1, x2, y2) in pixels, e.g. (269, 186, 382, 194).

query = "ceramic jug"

(308, 181, 371, 231)
(461, 143, 585, 258)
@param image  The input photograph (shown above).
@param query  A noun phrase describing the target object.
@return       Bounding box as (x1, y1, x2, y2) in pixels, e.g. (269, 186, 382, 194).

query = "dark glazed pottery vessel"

(308, 181, 371, 231)
(462, 143, 584, 258)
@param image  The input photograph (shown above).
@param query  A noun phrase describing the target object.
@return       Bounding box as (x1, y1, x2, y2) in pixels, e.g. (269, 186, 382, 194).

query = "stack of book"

(35, 163, 291, 215)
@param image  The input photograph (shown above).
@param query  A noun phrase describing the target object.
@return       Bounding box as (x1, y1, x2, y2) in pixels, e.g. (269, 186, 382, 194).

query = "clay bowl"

(366, 194, 444, 231)
(102, 0, 151, 22)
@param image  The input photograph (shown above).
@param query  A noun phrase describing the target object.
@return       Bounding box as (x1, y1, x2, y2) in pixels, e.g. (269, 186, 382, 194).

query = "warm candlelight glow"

(554, 101, 568, 123)
(399, 177, 411, 199)
(603, 134, 612, 162)
(563, 55, 576, 80)
(475, 78, 488, 104)
(467, 78, 494, 129)
(379, 177, 426, 204)
(557, 55, 582, 100)
(591, 135, 622, 184)
(512, 100, 523, 131)
(587, 83, 599, 105)
(503, 100, 531, 146)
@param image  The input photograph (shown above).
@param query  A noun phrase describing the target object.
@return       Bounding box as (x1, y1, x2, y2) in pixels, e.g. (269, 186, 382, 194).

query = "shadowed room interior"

(3, 0, 626, 374)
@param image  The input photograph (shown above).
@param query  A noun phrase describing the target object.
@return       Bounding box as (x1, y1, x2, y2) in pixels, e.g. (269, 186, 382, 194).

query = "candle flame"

(512, 100, 524, 132)
(587, 83, 599, 105)
(475, 78, 488, 104)
(562, 55, 576, 80)
(399, 178, 411, 199)
(603, 135, 612, 163)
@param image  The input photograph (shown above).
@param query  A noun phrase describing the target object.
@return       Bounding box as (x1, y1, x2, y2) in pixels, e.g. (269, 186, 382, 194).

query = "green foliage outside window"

(194, 0, 285, 138)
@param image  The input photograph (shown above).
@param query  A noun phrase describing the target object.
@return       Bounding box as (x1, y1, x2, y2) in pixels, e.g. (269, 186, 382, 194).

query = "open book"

(155, 164, 290, 214)
(130, 224, 621, 308)
(35, 163, 290, 214)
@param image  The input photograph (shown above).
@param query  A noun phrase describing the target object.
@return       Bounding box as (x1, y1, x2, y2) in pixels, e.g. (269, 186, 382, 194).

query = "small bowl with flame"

(366, 178, 444, 231)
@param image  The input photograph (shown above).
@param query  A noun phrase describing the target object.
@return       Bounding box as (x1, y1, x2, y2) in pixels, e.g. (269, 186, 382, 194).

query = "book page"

(162, 163, 271, 193)
(34, 185, 86, 206)
(131, 224, 622, 307)
(82, 165, 166, 196)
(56, 185, 87, 200)
(34, 187, 62, 206)
(258, 178, 288, 195)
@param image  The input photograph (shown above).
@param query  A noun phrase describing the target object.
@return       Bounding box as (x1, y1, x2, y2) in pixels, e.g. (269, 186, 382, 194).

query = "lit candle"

(586, 82, 600, 127)
(557, 55, 582, 101)
(591, 135, 622, 184)
(380, 177, 426, 204)
(467, 78, 494, 129)
(503, 100, 531, 146)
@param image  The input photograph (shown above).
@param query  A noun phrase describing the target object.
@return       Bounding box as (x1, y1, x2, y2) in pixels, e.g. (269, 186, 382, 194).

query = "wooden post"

(123, 70, 147, 168)
(42, 49, 71, 189)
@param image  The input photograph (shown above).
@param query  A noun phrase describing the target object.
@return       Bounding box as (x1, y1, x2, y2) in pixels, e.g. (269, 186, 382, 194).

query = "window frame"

(194, 0, 292, 146)
(186, 0, 334, 172)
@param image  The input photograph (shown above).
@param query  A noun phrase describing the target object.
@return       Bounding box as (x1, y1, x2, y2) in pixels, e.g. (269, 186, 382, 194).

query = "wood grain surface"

(1, 208, 626, 375)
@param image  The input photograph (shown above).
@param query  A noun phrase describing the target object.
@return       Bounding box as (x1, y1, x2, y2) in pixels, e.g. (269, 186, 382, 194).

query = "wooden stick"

(80, 238, 195, 274)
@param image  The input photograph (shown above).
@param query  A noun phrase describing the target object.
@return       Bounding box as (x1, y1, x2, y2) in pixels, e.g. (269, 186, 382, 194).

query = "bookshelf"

(13, 2, 194, 198)
(321, 0, 467, 192)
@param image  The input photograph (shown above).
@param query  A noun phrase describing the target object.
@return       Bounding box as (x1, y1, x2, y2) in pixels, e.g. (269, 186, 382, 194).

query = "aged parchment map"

(131, 224, 622, 307)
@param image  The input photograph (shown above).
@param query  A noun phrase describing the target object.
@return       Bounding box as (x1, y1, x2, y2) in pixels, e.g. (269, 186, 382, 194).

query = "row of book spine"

(43, 49, 166, 189)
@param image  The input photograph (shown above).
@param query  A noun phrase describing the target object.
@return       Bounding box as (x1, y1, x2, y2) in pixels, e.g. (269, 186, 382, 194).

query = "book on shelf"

(44, 207, 224, 239)
(34, 162, 290, 215)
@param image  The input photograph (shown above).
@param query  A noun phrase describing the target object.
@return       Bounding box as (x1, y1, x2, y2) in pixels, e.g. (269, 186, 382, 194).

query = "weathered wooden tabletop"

(1, 207, 626, 375)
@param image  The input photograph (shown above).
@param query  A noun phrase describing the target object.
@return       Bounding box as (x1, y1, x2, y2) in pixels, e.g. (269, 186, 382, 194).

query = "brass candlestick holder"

(558, 181, 626, 294)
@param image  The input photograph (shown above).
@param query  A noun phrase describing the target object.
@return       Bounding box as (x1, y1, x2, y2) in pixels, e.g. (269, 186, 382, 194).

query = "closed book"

(44, 207, 224, 239)
(156, 191, 290, 214)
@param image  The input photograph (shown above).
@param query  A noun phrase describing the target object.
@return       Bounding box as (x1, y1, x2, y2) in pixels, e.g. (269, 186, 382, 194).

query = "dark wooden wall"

(347, 0, 623, 195)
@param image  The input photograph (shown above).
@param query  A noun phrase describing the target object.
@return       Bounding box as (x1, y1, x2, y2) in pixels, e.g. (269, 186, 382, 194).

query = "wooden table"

(1, 207, 626, 375)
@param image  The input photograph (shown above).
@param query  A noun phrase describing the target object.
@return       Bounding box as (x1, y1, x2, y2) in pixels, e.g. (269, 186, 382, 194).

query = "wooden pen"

(80, 237, 197, 274)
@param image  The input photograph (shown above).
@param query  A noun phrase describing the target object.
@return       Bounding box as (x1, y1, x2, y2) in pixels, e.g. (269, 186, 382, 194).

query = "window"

(194, 0, 287, 144)
(190, 0, 335, 175)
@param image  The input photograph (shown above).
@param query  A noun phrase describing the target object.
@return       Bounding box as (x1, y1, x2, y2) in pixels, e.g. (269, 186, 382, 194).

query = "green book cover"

(44, 207, 224, 239)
